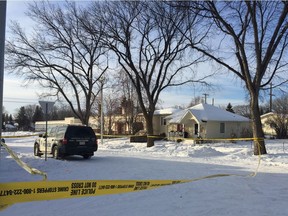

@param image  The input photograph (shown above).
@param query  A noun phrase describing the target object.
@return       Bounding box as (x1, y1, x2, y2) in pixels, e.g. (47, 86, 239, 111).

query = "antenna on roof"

(203, 93, 209, 104)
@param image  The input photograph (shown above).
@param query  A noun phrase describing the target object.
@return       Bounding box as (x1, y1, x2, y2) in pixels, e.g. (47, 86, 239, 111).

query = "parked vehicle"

(34, 125, 98, 159)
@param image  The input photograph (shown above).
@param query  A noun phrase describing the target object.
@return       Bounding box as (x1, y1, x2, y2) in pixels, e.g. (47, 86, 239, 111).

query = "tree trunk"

(250, 94, 267, 155)
(145, 116, 154, 148)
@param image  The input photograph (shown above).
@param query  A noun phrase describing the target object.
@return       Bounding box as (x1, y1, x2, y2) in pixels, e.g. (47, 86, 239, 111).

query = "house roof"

(260, 112, 274, 119)
(165, 109, 188, 123)
(154, 107, 182, 115)
(167, 103, 250, 123)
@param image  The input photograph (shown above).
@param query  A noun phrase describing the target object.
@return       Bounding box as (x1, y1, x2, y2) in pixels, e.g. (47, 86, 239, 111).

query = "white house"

(165, 103, 251, 140)
(152, 107, 182, 135)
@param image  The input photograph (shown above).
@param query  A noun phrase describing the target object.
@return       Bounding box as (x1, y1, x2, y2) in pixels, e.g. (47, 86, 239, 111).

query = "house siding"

(205, 121, 250, 139)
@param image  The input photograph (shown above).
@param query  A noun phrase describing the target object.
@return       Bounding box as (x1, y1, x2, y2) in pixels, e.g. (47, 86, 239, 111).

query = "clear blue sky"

(3, 0, 251, 115)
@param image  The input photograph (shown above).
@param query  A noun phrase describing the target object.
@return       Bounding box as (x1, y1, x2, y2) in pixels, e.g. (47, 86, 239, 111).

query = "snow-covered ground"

(1, 132, 288, 216)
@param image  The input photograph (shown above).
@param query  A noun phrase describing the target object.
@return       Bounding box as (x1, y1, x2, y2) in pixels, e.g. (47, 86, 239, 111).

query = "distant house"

(90, 98, 144, 135)
(4, 123, 17, 132)
(98, 107, 180, 136)
(165, 103, 251, 140)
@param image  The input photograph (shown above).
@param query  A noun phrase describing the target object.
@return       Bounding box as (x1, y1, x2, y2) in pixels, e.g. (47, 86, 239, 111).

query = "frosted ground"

(1, 131, 288, 216)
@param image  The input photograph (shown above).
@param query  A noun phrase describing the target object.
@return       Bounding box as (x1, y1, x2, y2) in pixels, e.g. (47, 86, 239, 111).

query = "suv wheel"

(34, 143, 41, 157)
(52, 146, 60, 159)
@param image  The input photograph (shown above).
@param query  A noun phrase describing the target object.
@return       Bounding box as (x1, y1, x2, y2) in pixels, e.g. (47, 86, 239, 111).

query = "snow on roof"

(165, 109, 188, 123)
(167, 103, 250, 123)
(260, 112, 274, 118)
(154, 107, 182, 115)
(189, 103, 250, 122)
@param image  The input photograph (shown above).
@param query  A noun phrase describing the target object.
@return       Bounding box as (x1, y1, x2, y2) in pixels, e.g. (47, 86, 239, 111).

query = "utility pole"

(100, 77, 104, 145)
(0, 0, 7, 159)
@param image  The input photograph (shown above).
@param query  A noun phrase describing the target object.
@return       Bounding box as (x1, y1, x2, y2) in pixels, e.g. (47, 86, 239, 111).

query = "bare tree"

(234, 104, 251, 119)
(24, 104, 37, 128)
(187, 96, 203, 107)
(98, 69, 141, 135)
(92, 1, 211, 147)
(105, 97, 120, 135)
(185, 1, 288, 154)
(5, 1, 107, 125)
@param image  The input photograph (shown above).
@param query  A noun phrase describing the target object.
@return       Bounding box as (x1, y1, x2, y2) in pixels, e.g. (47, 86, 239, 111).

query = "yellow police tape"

(99, 133, 263, 142)
(1, 132, 261, 142)
(0, 174, 241, 210)
(1, 143, 47, 180)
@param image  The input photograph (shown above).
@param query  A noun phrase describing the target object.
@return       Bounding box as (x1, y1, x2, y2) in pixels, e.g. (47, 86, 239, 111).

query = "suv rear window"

(65, 126, 95, 138)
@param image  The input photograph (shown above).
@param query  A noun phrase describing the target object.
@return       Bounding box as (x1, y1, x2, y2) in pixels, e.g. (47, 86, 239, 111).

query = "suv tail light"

(62, 138, 68, 145)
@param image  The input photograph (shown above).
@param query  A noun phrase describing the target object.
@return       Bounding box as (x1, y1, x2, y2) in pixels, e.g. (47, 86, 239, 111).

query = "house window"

(194, 123, 199, 135)
(160, 117, 166, 126)
(220, 123, 225, 133)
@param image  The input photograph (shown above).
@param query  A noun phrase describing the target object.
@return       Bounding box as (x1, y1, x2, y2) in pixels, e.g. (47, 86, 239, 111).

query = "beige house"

(91, 108, 179, 135)
(97, 114, 144, 135)
(165, 103, 251, 140)
(150, 108, 182, 135)
(260, 112, 285, 137)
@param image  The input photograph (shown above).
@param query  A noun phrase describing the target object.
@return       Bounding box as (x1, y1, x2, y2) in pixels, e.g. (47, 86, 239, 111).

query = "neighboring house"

(261, 112, 288, 138)
(151, 108, 182, 136)
(90, 114, 144, 135)
(165, 103, 251, 140)
(261, 112, 276, 137)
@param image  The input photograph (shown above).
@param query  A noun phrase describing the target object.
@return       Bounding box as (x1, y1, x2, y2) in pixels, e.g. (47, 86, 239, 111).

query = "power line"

(4, 97, 38, 100)
(3, 97, 38, 103)
(3, 100, 37, 104)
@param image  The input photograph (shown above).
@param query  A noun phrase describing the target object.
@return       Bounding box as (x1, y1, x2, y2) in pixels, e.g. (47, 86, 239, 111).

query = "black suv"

(34, 125, 98, 159)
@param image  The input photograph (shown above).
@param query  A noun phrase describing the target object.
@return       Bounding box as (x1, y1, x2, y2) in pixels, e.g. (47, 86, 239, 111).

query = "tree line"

(2, 104, 76, 131)
(5, 1, 288, 154)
